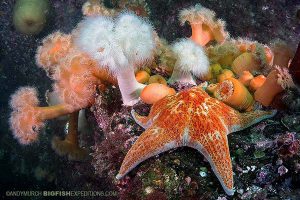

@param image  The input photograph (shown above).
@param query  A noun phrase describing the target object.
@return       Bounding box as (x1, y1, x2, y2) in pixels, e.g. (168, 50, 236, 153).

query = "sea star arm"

(131, 95, 178, 129)
(188, 109, 234, 196)
(206, 97, 277, 134)
(131, 110, 153, 129)
(228, 109, 277, 133)
(116, 123, 181, 179)
(188, 129, 234, 196)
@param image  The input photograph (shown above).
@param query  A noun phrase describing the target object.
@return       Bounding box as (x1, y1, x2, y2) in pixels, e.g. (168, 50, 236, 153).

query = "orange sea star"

(117, 86, 276, 195)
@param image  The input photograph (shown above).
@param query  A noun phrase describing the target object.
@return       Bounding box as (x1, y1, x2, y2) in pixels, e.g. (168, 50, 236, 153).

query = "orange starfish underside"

(117, 86, 276, 195)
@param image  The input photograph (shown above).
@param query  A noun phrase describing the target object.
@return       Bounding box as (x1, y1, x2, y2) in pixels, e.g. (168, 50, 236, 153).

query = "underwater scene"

(0, 0, 300, 199)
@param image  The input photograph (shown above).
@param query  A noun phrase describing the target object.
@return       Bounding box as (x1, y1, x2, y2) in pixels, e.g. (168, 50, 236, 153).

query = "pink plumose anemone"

(36, 31, 73, 76)
(51, 112, 88, 161)
(9, 87, 42, 144)
(9, 87, 74, 145)
(53, 51, 116, 110)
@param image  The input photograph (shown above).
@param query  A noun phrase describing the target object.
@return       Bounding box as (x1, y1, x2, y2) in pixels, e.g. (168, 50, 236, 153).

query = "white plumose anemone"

(75, 16, 128, 71)
(169, 38, 209, 85)
(75, 13, 155, 106)
(115, 12, 155, 66)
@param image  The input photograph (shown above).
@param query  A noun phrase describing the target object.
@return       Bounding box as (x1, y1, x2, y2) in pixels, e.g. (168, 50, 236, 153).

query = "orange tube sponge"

(179, 4, 229, 46)
(51, 111, 88, 161)
(214, 78, 254, 111)
(53, 52, 116, 110)
(254, 66, 294, 106)
(36, 32, 73, 75)
(238, 71, 254, 86)
(140, 83, 176, 104)
(9, 87, 73, 145)
(249, 75, 266, 92)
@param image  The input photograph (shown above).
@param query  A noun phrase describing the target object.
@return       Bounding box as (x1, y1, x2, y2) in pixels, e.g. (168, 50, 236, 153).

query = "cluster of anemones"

(10, 28, 117, 160)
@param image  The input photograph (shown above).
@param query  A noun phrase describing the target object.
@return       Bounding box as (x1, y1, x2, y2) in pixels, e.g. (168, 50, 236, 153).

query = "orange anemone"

(179, 4, 228, 46)
(255, 66, 294, 106)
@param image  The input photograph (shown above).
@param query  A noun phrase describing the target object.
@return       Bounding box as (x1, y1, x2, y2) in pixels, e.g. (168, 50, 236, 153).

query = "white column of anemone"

(114, 13, 155, 105)
(169, 38, 209, 85)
